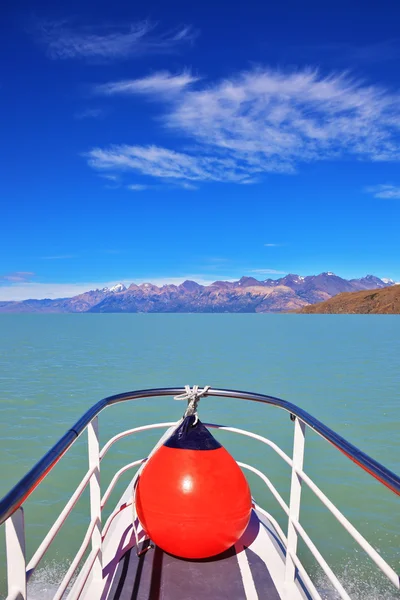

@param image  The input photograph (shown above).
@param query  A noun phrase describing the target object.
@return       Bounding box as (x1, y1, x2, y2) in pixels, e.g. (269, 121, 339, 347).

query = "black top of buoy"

(164, 415, 222, 450)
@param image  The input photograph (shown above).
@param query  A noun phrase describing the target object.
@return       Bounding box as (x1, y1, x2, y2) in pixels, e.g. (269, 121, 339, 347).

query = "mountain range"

(0, 273, 397, 313)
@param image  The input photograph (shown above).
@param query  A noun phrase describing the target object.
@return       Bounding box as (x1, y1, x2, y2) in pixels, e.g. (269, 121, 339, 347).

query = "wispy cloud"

(86, 68, 400, 185)
(100, 173, 119, 182)
(264, 243, 280, 247)
(127, 184, 149, 191)
(87, 144, 270, 183)
(126, 181, 197, 191)
(96, 71, 199, 96)
(178, 182, 198, 190)
(250, 269, 287, 275)
(0, 271, 35, 283)
(37, 20, 197, 61)
(74, 108, 105, 119)
(366, 184, 400, 199)
(0, 281, 128, 300)
(40, 254, 77, 260)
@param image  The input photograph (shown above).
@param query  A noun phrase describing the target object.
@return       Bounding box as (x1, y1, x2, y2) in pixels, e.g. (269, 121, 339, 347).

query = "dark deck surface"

(107, 541, 281, 600)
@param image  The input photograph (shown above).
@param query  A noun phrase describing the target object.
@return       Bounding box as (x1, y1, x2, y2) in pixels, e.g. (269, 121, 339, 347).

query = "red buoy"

(135, 416, 252, 559)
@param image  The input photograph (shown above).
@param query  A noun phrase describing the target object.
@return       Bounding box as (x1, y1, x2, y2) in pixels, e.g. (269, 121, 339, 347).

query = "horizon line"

(0, 272, 398, 302)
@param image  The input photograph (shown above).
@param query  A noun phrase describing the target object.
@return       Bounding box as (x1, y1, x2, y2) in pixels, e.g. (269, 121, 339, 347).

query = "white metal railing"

(5, 507, 26, 600)
(2, 413, 400, 600)
(95, 420, 400, 600)
(26, 465, 97, 579)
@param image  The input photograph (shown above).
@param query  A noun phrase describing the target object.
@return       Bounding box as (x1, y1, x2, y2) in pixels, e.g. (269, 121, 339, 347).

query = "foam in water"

(315, 558, 400, 600)
(27, 560, 76, 600)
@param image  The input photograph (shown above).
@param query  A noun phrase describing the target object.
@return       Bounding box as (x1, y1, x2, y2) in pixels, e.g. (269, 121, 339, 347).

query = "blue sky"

(1, 0, 400, 300)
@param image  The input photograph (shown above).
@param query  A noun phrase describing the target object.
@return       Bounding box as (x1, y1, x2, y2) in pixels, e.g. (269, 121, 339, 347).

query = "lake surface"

(0, 314, 399, 599)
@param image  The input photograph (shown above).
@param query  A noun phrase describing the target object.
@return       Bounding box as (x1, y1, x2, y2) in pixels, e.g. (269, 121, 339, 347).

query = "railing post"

(88, 417, 102, 588)
(6, 506, 27, 600)
(285, 415, 306, 585)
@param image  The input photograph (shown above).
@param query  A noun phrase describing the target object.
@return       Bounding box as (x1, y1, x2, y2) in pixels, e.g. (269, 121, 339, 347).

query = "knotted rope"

(174, 385, 210, 424)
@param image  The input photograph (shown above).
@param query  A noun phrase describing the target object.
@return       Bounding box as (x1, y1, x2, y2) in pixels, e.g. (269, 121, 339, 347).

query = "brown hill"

(297, 285, 400, 314)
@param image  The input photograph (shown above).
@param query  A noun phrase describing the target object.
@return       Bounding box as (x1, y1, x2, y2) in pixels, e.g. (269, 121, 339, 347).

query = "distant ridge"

(0, 273, 397, 314)
(297, 284, 400, 314)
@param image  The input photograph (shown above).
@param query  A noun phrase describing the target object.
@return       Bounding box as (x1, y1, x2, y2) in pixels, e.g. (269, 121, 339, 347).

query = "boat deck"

(71, 421, 312, 600)
(107, 540, 280, 600)
(95, 505, 311, 600)
(2, 388, 399, 600)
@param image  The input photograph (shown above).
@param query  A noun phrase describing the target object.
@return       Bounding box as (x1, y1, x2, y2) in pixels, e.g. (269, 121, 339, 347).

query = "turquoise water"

(0, 314, 399, 599)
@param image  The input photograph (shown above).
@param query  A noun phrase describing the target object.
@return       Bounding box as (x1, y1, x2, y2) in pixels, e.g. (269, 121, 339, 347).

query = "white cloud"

(167, 69, 400, 163)
(40, 255, 77, 260)
(96, 71, 199, 96)
(87, 145, 254, 182)
(264, 243, 280, 247)
(100, 173, 119, 182)
(0, 271, 35, 283)
(0, 281, 127, 301)
(127, 184, 149, 191)
(178, 182, 198, 190)
(250, 269, 287, 275)
(38, 20, 196, 60)
(366, 184, 400, 199)
(126, 181, 198, 191)
(87, 68, 400, 185)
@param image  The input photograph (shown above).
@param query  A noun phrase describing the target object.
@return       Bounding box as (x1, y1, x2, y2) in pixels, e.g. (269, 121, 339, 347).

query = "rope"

(174, 385, 210, 424)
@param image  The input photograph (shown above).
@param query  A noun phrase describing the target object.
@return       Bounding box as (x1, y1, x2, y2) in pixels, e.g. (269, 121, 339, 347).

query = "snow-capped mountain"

(0, 274, 396, 313)
(102, 283, 126, 293)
